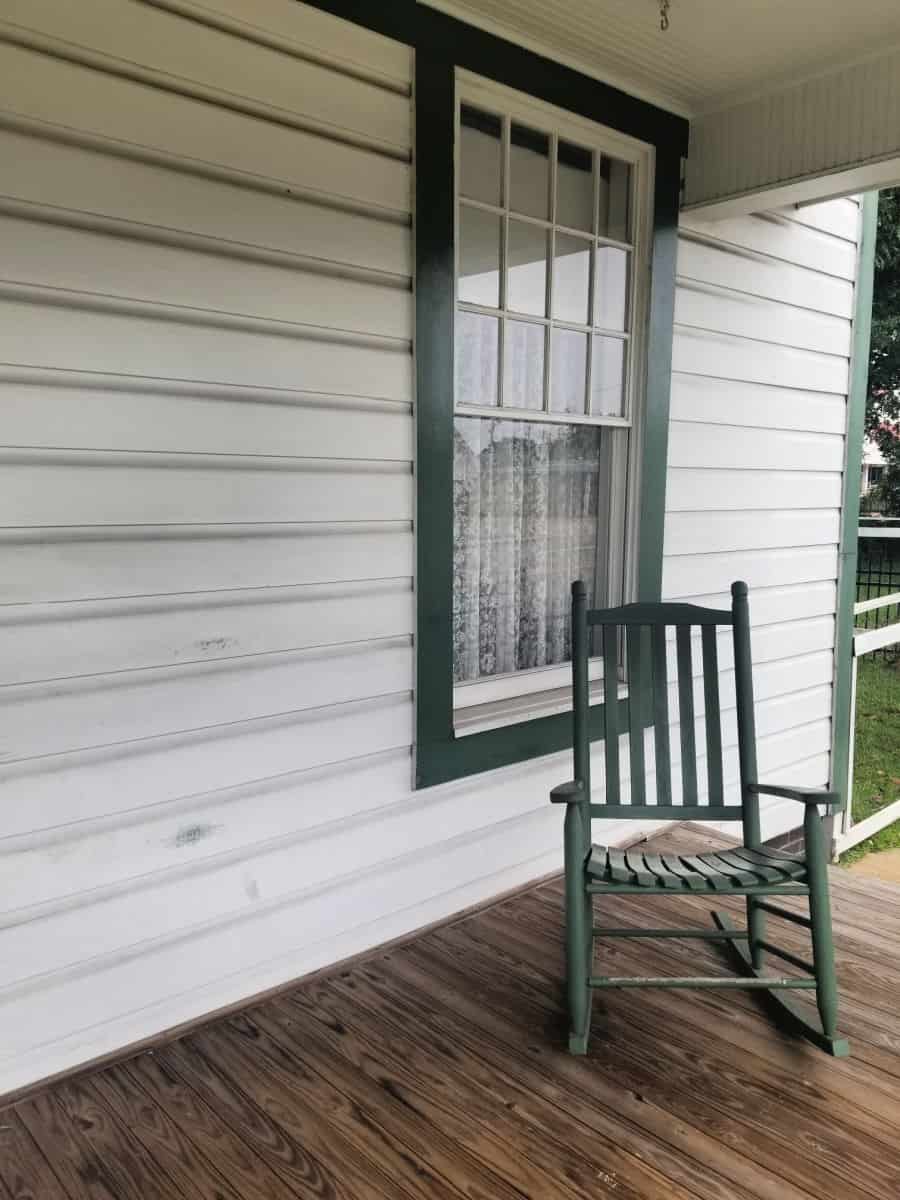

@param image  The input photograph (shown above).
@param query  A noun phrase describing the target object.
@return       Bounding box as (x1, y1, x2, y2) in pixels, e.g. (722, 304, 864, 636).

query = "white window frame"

(451, 72, 655, 736)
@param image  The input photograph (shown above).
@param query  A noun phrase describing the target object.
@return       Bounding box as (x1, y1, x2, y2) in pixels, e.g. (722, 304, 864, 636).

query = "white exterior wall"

(0, 0, 864, 1097)
(667, 199, 862, 840)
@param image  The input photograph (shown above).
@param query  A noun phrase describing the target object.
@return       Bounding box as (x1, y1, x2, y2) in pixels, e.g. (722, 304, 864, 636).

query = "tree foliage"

(867, 188, 900, 515)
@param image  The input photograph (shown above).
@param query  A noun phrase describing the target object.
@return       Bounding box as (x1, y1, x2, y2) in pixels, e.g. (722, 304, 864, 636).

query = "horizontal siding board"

(666, 467, 841, 512)
(0, 216, 413, 340)
(0, 639, 413, 763)
(663, 544, 839, 598)
(677, 237, 854, 318)
(0, 44, 411, 215)
(4, 0, 412, 152)
(674, 280, 851, 357)
(147, 0, 414, 86)
(679, 212, 857, 279)
(667, 421, 845, 471)
(0, 130, 412, 276)
(669, 374, 846, 436)
(0, 524, 414, 605)
(0, 453, 413, 527)
(0, 378, 413, 459)
(0, 580, 414, 686)
(779, 198, 859, 242)
(0, 301, 413, 400)
(665, 509, 840, 555)
(673, 327, 850, 394)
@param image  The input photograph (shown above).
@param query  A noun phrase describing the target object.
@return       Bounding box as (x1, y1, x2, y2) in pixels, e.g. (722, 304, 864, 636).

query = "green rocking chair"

(551, 580, 847, 1057)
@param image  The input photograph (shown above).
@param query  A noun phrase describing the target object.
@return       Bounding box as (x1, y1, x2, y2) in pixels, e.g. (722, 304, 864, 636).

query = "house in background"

(0, 0, 896, 1099)
(861, 438, 886, 496)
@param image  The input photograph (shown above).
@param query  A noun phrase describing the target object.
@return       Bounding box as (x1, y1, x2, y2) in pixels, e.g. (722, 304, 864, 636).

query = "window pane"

(456, 311, 499, 407)
(459, 205, 501, 307)
(557, 141, 593, 232)
(591, 336, 626, 417)
(510, 123, 550, 219)
(453, 418, 602, 681)
(508, 219, 548, 316)
(598, 157, 632, 242)
(595, 246, 630, 331)
(552, 233, 591, 324)
(460, 105, 502, 206)
(550, 329, 588, 415)
(503, 321, 545, 411)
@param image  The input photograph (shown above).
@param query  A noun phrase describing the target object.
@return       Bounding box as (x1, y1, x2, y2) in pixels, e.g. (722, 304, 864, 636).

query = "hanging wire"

(660, 0, 671, 32)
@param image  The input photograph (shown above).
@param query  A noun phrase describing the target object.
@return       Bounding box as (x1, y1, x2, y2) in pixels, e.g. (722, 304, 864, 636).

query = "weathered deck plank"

(3, 826, 900, 1200)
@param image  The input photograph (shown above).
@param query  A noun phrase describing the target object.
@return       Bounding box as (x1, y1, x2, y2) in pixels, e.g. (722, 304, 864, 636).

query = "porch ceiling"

(426, 0, 900, 117)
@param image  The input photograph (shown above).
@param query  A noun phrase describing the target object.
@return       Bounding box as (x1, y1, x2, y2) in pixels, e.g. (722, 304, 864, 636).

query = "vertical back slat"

(651, 624, 672, 806)
(732, 580, 760, 844)
(571, 582, 591, 801)
(602, 625, 620, 805)
(676, 625, 698, 806)
(626, 625, 646, 806)
(701, 624, 724, 805)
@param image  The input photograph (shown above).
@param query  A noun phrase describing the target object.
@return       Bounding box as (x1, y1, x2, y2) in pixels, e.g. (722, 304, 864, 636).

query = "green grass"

(840, 655, 900, 866)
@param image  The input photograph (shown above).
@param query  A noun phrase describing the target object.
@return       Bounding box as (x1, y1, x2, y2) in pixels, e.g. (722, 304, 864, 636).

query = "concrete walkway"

(847, 846, 900, 883)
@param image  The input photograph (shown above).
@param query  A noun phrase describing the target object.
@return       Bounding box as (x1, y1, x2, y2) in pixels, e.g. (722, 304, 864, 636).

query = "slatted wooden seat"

(551, 581, 847, 1057)
(586, 844, 808, 889)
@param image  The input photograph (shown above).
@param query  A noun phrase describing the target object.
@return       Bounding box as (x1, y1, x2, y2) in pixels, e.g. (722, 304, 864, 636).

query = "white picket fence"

(834, 589, 900, 855)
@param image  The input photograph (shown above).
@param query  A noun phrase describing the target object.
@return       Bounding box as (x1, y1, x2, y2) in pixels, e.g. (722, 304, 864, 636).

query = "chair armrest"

(747, 783, 843, 813)
(550, 780, 587, 805)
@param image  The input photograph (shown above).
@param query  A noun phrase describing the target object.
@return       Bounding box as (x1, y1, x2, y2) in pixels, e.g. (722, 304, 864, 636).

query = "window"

(452, 78, 649, 730)
(413, 50, 685, 789)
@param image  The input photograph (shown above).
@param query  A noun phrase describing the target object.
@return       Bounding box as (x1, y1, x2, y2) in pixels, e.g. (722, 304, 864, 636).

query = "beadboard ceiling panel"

(425, 0, 900, 117)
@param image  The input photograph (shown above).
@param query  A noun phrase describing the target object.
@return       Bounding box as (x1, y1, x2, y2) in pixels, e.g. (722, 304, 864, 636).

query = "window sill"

(454, 677, 628, 738)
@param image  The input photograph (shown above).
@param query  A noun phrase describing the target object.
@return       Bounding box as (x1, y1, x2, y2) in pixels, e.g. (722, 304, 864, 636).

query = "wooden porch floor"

(3, 826, 900, 1200)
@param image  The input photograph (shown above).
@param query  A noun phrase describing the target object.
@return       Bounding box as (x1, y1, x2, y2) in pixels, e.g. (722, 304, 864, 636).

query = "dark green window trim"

(296, 0, 688, 789)
(415, 62, 683, 789)
(830, 192, 878, 817)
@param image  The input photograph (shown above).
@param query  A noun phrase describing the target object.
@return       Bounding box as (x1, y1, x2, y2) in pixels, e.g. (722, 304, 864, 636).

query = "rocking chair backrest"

(570, 579, 761, 848)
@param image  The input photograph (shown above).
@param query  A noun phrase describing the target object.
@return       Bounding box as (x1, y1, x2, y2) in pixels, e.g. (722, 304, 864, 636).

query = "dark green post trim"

(637, 146, 681, 602)
(414, 50, 456, 778)
(830, 193, 878, 831)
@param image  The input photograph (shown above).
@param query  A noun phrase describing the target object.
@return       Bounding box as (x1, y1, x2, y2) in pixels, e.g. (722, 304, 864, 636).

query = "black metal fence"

(857, 528, 900, 660)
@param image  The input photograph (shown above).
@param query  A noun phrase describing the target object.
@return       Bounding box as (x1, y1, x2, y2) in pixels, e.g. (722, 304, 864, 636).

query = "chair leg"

(746, 896, 765, 969)
(804, 805, 840, 1041)
(564, 806, 592, 1054)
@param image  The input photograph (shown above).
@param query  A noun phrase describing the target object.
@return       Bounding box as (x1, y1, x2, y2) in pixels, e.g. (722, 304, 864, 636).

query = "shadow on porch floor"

(2, 825, 900, 1199)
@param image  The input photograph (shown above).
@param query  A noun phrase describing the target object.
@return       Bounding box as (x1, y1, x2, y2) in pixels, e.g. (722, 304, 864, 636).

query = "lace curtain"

(453, 418, 603, 683)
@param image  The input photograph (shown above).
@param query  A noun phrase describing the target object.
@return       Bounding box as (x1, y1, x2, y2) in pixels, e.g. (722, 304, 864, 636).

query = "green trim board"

(830, 193, 878, 819)
(414, 63, 683, 789)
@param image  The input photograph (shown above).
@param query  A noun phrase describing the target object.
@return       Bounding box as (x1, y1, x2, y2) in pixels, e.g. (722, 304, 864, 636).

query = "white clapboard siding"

(0, 524, 415, 605)
(3, 0, 412, 152)
(665, 196, 863, 842)
(669, 375, 847, 436)
(782, 198, 860, 242)
(0, 216, 413, 340)
(676, 236, 854, 318)
(0, 0, 427, 1098)
(0, 130, 412, 276)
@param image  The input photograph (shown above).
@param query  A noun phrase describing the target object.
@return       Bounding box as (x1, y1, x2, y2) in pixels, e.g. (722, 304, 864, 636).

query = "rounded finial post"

(731, 580, 748, 599)
(572, 579, 587, 598)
